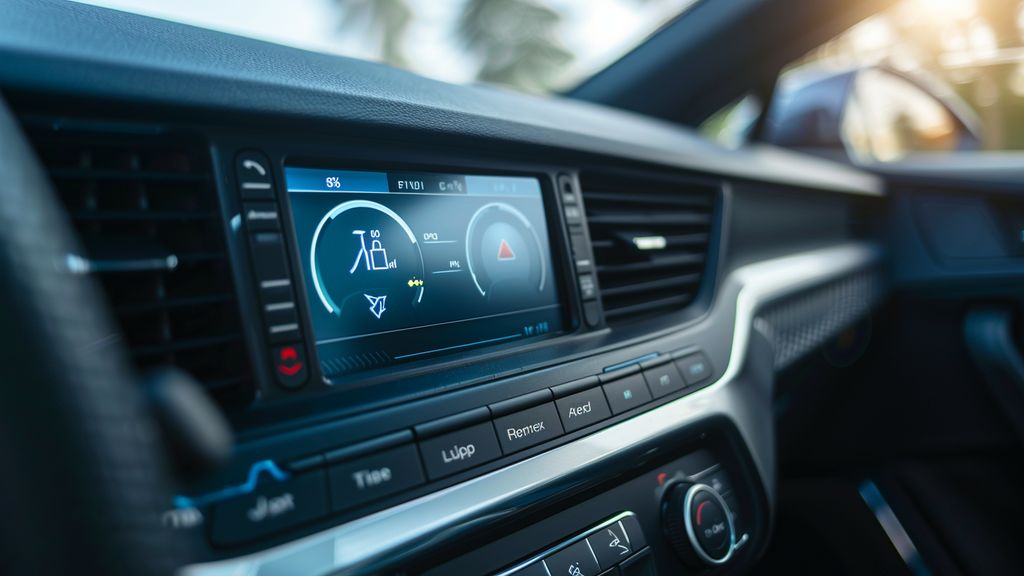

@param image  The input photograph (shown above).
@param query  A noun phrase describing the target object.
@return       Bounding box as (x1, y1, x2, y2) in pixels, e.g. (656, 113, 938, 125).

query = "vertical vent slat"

(582, 172, 717, 324)
(25, 124, 252, 406)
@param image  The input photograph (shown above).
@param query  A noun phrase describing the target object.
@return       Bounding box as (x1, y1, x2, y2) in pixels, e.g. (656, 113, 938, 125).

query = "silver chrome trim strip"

(180, 243, 880, 576)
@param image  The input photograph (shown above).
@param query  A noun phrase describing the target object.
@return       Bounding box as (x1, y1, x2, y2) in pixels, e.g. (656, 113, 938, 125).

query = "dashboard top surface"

(0, 0, 881, 198)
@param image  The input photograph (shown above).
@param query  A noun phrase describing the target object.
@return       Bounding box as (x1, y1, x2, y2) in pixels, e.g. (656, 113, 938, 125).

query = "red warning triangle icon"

(497, 239, 516, 261)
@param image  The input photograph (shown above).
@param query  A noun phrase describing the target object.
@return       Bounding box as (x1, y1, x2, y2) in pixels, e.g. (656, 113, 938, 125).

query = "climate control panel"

(422, 445, 761, 575)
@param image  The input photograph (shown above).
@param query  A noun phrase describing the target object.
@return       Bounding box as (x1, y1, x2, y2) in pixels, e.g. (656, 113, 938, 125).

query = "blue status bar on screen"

(284, 166, 542, 198)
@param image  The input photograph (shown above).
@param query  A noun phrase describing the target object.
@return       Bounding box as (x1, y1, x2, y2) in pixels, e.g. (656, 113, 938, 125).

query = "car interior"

(2, 0, 1023, 575)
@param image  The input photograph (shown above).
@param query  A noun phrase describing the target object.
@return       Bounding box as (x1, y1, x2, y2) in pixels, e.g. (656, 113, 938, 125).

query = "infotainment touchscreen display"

(285, 166, 565, 378)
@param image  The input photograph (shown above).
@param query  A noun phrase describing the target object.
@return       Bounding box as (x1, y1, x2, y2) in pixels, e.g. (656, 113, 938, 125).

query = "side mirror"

(762, 66, 983, 164)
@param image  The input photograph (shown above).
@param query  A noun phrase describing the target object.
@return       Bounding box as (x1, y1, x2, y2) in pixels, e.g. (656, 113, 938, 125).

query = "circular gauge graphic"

(465, 202, 546, 302)
(310, 200, 424, 324)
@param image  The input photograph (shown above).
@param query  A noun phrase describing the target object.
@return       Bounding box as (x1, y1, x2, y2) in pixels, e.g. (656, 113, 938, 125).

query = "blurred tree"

(457, 0, 574, 93)
(334, 0, 412, 67)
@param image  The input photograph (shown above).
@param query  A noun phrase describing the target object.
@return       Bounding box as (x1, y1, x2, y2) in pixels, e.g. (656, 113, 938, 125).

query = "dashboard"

(0, 2, 887, 575)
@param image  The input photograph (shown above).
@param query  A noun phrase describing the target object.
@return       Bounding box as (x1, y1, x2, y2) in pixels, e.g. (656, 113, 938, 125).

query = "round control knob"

(661, 482, 736, 567)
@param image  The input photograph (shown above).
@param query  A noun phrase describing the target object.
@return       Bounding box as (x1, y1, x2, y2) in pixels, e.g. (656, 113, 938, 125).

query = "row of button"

(559, 174, 601, 328)
(416, 351, 712, 481)
(508, 513, 653, 576)
(235, 151, 309, 389)
(208, 350, 712, 546)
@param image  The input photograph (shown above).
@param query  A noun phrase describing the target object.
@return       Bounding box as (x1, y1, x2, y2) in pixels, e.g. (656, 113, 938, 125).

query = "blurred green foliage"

(333, 0, 574, 94)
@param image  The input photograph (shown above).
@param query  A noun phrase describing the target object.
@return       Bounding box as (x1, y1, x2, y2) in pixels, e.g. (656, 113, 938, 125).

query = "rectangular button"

(544, 539, 601, 576)
(417, 422, 502, 480)
(210, 470, 328, 546)
(570, 232, 588, 256)
(250, 232, 290, 282)
(571, 233, 593, 274)
(236, 151, 275, 199)
(588, 519, 639, 569)
(564, 204, 583, 225)
(328, 444, 425, 512)
(643, 362, 686, 399)
(266, 307, 300, 343)
(243, 202, 281, 231)
(603, 373, 653, 414)
(271, 344, 308, 389)
(493, 402, 563, 454)
(555, 386, 612, 433)
(578, 273, 597, 300)
(619, 514, 648, 550)
(676, 352, 712, 385)
(584, 300, 601, 327)
(260, 284, 295, 307)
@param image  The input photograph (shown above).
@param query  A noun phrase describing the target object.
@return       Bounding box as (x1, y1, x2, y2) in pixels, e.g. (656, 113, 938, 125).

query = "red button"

(272, 344, 308, 389)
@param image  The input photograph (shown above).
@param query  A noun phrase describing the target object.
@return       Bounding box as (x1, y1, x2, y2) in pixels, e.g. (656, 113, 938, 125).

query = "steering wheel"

(0, 96, 184, 575)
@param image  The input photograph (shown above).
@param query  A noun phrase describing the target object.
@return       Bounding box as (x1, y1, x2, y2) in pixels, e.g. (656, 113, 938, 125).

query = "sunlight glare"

(910, 0, 977, 21)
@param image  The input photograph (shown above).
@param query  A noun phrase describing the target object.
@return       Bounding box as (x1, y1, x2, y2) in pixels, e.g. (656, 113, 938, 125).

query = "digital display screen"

(285, 166, 565, 378)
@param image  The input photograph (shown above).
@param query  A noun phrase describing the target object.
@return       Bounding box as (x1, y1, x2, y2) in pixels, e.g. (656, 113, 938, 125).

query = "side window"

(843, 68, 970, 161)
(700, 95, 761, 149)
(705, 0, 1024, 159)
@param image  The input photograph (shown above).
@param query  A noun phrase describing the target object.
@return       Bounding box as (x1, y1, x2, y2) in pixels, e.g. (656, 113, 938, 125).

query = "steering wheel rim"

(0, 95, 185, 575)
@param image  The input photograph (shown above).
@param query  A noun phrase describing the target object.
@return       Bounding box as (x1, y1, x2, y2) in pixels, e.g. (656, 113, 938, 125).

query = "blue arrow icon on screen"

(365, 294, 387, 319)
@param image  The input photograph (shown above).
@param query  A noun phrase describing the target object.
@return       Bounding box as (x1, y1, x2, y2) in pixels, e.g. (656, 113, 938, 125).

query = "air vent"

(581, 171, 717, 324)
(24, 122, 252, 405)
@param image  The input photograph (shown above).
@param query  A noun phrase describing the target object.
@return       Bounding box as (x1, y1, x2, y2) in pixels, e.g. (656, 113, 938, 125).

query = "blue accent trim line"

(394, 333, 522, 360)
(173, 460, 290, 509)
(603, 352, 659, 373)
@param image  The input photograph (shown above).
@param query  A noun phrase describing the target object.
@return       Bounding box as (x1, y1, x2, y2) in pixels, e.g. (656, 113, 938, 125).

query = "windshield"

(76, 0, 695, 94)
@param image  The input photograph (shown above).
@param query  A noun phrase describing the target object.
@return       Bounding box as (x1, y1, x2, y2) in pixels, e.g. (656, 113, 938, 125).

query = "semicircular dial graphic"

(465, 202, 546, 304)
(310, 200, 425, 326)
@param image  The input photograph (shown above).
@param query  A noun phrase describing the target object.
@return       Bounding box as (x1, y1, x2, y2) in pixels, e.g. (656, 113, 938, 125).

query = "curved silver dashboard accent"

(180, 242, 881, 576)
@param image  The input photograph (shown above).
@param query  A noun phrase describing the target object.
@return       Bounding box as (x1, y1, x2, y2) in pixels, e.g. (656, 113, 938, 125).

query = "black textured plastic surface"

(0, 95, 183, 575)
(757, 269, 883, 370)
